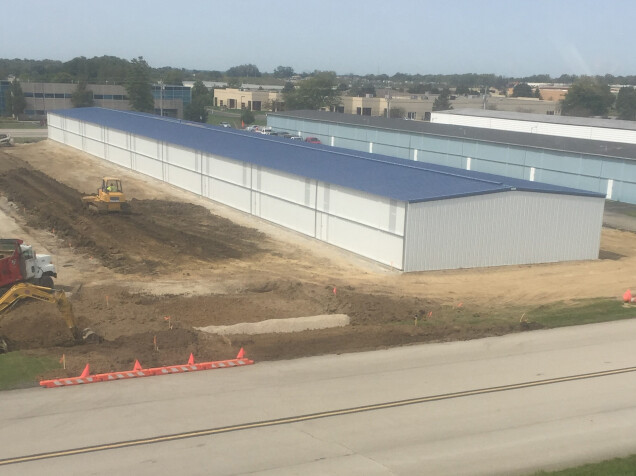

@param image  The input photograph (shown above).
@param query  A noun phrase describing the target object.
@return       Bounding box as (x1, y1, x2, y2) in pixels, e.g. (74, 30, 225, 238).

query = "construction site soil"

(1, 141, 636, 381)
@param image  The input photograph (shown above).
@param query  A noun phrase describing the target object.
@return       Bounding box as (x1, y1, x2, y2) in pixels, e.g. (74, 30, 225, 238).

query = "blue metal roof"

(51, 108, 604, 203)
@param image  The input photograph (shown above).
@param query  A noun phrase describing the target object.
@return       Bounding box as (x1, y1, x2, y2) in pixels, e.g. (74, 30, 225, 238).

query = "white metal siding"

(403, 191, 604, 271)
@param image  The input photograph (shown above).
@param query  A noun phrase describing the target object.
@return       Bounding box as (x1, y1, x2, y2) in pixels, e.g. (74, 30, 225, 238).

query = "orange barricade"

(40, 375, 103, 388)
(39, 349, 254, 388)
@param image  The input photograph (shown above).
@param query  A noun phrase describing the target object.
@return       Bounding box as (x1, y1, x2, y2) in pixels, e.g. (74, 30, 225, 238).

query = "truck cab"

(0, 239, 57, 290)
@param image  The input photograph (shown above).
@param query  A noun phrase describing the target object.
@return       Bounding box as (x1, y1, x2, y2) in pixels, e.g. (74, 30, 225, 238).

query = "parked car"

(245, 125, 259, 132)
(219, 122, 232, 128)
(289, 135, 303, 141)
(260, 127, 273, 135)
(304, 137, 321, 144)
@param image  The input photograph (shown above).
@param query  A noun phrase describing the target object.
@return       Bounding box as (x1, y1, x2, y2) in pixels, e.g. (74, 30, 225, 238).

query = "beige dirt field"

(1, 140, 635, 378)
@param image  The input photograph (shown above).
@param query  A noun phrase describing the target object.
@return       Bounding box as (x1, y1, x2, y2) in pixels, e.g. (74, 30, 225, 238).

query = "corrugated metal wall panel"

(403, 192, 603, 271)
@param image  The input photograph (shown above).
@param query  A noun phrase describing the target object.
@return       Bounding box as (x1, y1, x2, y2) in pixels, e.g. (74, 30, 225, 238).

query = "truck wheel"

(39, 276, 54, 288)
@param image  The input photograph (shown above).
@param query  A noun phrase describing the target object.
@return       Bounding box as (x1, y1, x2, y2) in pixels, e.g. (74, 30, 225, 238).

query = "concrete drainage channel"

(196, 314, 351, 336)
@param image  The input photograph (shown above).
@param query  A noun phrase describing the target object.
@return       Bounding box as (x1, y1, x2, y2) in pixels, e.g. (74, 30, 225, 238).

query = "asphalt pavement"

(2, 319, 636, 475)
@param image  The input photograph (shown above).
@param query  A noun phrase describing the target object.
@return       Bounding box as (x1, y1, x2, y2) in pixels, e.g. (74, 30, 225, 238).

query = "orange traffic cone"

(624, 289, 632, 303)
(133, 360, 142, 371)
(236, 348, 245, 359)
(79, 363, 90, 378)
(188, 353, 194, 365)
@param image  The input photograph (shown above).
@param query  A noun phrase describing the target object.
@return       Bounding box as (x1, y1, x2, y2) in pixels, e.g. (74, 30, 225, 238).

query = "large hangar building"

(48, 108, 605, 272)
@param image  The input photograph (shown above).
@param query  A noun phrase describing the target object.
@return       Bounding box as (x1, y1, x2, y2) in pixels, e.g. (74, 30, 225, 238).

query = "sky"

(4, 0, 635, 78)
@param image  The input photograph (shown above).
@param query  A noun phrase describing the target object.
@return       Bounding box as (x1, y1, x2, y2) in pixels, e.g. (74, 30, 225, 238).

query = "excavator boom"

(0, 283, 82, 341)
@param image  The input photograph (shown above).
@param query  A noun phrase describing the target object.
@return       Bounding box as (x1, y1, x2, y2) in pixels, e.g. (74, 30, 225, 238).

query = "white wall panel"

(48, 126, 63, 142)
(167, 145, 197, 171)
(209, 156, 248, 186)
(258, 169, 315, 207)
(64, 118, 82, 135)
(134, 137, 159, 159)
(257, 194, 316, 235)
(108, 130, 129, 149)
(65, 132, 83, 150)
(135, 155, 163, 180)
(105, 145, 131, 168)
(166, 164, 201, 195)
(84, 123, 103, 141)
(317, 184, 405, 235)
(84, 137, 106, 159)
(47, 113, 62, 129)
(207, 178, 251, 213)
(319, 213, 404, 268)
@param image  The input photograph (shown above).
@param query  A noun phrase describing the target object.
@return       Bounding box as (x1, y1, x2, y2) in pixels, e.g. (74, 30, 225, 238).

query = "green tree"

(51, 72, 74, 83)
(190, 80, 210, 100)
(4, 80, 26, 117)
(273, 66, 294, 79)
(615, 87, 636, 121)
(162, 69, 184, 86)
(184, 80, 211, 122)
(240, 108, 255, 125)
(561, 77, 614, 117)
(125, 57, 154, 113)
(227, 77, 241, 89)
(71, 81, 94, 107)
(349, 80, 375, 97)
(226, 64, 260, 77)
(512, 82, 534, 97)
(534, 87, 542, 99)
(432, 88, 453, 111)
(282, 81, 295, 93)
(283, 71, 340, 110)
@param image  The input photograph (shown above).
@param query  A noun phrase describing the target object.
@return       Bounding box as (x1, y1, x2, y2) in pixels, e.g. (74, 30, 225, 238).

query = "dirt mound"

(0, 160, 267, 274)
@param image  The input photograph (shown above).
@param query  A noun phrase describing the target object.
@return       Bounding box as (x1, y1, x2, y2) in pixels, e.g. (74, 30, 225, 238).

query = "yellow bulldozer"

(82, 177, 131, 214)
(0, 283, 99, 353)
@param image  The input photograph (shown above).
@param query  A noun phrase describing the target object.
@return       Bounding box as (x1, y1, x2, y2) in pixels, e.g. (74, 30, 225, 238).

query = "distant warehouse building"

(269, 110, 636, 204)
(431, 109, 636, 144)
(47, 108, 604, 272)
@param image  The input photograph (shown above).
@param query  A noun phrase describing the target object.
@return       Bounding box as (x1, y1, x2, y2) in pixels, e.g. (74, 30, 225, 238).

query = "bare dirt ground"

(1, 140, 635, 379)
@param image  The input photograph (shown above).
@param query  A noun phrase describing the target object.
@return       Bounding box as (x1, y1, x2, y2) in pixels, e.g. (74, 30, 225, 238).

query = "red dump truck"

(0, 239, 57, 292)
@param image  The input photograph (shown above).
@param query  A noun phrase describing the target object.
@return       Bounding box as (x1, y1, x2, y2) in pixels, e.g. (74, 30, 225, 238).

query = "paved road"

(2, 319, 636, 475)
(0, 128, 48, 138)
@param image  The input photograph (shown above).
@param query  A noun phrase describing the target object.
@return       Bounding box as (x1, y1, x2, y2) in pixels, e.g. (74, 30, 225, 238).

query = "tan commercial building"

(335, 94, 559, 120)
(213, 88, 284, 111)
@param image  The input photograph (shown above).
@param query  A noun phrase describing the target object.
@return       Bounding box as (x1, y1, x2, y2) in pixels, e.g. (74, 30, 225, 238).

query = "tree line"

(3, 56, 636, 121)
